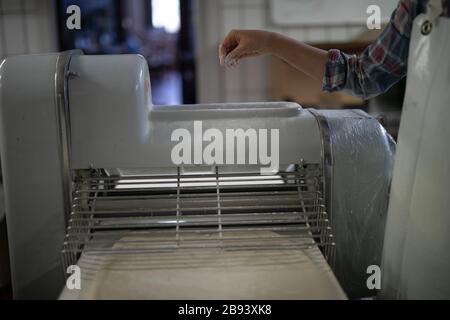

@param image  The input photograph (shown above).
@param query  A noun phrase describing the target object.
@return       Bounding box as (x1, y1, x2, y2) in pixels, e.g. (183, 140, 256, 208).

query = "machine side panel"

(0, 54, 66, 298)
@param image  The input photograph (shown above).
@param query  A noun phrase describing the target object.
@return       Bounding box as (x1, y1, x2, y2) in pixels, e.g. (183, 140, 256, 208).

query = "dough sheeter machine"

(0, 51, 395, 299)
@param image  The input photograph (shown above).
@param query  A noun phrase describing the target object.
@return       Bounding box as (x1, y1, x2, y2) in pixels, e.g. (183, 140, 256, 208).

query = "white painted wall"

(0, 0, 58, 59)
(194, 0, 391, 104)
(270, 0, 398, 26)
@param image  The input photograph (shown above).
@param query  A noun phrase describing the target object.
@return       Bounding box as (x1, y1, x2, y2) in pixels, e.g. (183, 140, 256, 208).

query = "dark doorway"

(56, 0, 197, 105)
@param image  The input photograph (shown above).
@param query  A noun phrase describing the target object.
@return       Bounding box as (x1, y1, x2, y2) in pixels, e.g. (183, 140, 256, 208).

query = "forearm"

(267, 32, 328, 82)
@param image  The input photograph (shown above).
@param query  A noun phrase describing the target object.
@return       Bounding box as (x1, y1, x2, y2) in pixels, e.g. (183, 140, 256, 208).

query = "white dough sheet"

(59, 231, 346, 300)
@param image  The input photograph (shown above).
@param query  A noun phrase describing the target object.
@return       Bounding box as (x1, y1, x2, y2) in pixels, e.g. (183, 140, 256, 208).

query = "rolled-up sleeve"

(321, 0, 420, 100)
(322, 49, 351, 94)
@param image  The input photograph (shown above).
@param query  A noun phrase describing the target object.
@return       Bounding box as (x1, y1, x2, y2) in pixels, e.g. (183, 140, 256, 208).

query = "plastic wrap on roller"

(314, 110, 395, 298)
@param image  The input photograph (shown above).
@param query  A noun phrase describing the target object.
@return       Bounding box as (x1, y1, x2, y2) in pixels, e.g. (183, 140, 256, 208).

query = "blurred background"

(0, 0, 405, 139)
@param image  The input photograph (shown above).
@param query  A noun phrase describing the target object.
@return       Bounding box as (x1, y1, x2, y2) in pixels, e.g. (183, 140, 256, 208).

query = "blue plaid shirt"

(322, 0, 450, 99)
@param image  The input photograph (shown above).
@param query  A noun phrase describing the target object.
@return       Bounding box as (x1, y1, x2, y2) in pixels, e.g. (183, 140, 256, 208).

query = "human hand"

(218, 29, 274, 67)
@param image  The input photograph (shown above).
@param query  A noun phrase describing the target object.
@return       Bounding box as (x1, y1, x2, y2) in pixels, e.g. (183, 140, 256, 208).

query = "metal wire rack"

(62, 164, 335, 271)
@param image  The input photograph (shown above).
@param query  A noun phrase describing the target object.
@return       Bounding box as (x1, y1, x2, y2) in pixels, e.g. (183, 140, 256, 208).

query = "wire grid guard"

(62, 164, 335, 273)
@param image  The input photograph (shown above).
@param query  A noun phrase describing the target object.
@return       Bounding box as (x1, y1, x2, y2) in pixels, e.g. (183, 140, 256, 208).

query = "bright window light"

(152, 0, 181, 33)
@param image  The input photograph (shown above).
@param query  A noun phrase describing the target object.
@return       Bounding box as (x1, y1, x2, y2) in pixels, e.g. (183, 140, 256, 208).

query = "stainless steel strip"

(73, 183, 316, 194)
(71, 204, 322, 215)
(64, 224, 330, 238)
(64, 233, 319, 245)
(72, 190, 322, 201)
(81, 176, 314, 186)
(62, 243, 334, 255)
(67, 220, 313, 231)
(79, 170, 320, 181)
(54, 49, 82, 226)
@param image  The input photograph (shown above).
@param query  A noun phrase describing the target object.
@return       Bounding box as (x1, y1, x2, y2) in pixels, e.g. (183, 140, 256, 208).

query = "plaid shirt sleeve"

(322, 0, 425, 100)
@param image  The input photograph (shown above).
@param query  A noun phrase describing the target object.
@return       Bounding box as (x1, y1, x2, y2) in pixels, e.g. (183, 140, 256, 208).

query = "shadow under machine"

(0, 51, 395, 299)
